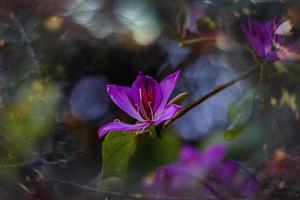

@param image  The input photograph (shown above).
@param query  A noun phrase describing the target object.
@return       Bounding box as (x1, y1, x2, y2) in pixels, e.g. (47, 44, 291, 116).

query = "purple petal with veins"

(98, 121, 149, 138)
(154, 104, 182, 124)
(107, 85, 143, 121)
(155, 70, 181, 118)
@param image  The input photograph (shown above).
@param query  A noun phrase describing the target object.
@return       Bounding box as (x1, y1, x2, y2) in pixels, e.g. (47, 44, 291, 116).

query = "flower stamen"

(114, 119, 121, 122)
(136, 125, 149, 135)
(148, 101, 154, 120)
(134, 103, 141, 116)
(139, 88, 143, 102)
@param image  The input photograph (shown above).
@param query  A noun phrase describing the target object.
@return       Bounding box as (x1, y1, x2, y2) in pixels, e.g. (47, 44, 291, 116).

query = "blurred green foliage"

(127, 130, 181, 180)
(0, 80, 59, 182)
(98, 129, 181, 193)
(224, 90, 255, 140)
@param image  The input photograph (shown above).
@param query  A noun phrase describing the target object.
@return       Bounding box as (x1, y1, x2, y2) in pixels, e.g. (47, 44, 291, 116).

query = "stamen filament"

(139, 88, 143, 102)
(135, 104, 141, 116)
(148, 101, 154, 120)
(136, 125, 149, 135)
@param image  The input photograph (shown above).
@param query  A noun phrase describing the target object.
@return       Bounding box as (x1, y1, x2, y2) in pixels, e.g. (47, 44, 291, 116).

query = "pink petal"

(154, 104, 182, 124)
(155, 70, 181, 117)
(275, 21, 293, 36)
(98, 121, 149, 138)
(107, 85, 143, 121)
(264, 19, 284, 45)
(276, 41, 300, 61)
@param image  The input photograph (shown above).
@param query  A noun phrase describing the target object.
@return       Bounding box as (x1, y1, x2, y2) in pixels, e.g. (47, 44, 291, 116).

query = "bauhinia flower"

(98, 70, 182, 138)
(143, 144, 257, 198)
(242, 18, 300, 61)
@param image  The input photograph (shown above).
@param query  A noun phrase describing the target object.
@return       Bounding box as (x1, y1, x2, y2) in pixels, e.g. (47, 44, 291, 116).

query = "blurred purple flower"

(98, 71, 181, 138)
(70, 76, 109, 121)
(182, 3, 216, 39)
(183, 4, 205, 38)
(143, 144, 257, 198)
(242, 18, 300, 61)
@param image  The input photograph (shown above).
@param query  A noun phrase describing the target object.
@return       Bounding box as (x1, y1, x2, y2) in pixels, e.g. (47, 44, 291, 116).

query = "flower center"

(137, 88, 154, 121)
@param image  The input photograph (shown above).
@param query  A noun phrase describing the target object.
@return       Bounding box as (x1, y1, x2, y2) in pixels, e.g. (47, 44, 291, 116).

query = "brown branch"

(164, 64, 259, 128)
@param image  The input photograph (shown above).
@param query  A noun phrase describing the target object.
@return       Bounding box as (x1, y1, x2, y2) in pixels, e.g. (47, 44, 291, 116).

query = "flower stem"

(164, 64, 259, 128)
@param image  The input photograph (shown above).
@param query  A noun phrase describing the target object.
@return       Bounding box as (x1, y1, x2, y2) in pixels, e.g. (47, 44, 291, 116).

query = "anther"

(139, 88, 143, 102)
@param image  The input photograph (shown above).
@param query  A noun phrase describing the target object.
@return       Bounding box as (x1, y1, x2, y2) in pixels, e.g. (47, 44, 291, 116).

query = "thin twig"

(10, 14, 41, 78)
(45, 177, 195, 200)
(164, 64, 259, 128)
(0, 162, 32, 169)
(158, 37, 215, 78)
(0, 153, 87, 169)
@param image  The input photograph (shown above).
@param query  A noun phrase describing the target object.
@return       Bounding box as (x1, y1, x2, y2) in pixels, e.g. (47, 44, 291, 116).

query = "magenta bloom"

(143, 144, 257, 198)
(98, 71, 182, 138)
(242, 18, 300, 61)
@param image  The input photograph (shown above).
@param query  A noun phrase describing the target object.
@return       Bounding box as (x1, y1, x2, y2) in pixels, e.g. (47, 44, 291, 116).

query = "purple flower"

(182, 3, 216, 39)
(242, 18, 300, 61)
(98, 71, 182, 138)
(183, 4, 205, 38)
(143, 144, 257, 198)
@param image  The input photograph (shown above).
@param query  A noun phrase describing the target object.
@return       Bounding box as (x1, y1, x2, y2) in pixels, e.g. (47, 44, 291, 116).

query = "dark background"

(0, 0, 300, 199)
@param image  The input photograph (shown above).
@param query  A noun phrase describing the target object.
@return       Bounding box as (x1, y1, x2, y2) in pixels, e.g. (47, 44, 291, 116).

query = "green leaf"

(102, 132, 138, 178)
(97, 177, 124, 192)
(224, 90, 255, 140)
(169, 92, 189, 105)
(127, 130, 181, 180)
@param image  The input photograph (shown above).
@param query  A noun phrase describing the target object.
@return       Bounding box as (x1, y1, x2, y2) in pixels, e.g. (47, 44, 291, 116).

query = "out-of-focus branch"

(10, 13, 41, 78)
(0, 153, 86, 169)
(158, 36, 217, 79)
(45, 177, 196, 200)
(164, 64, 259, 128)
